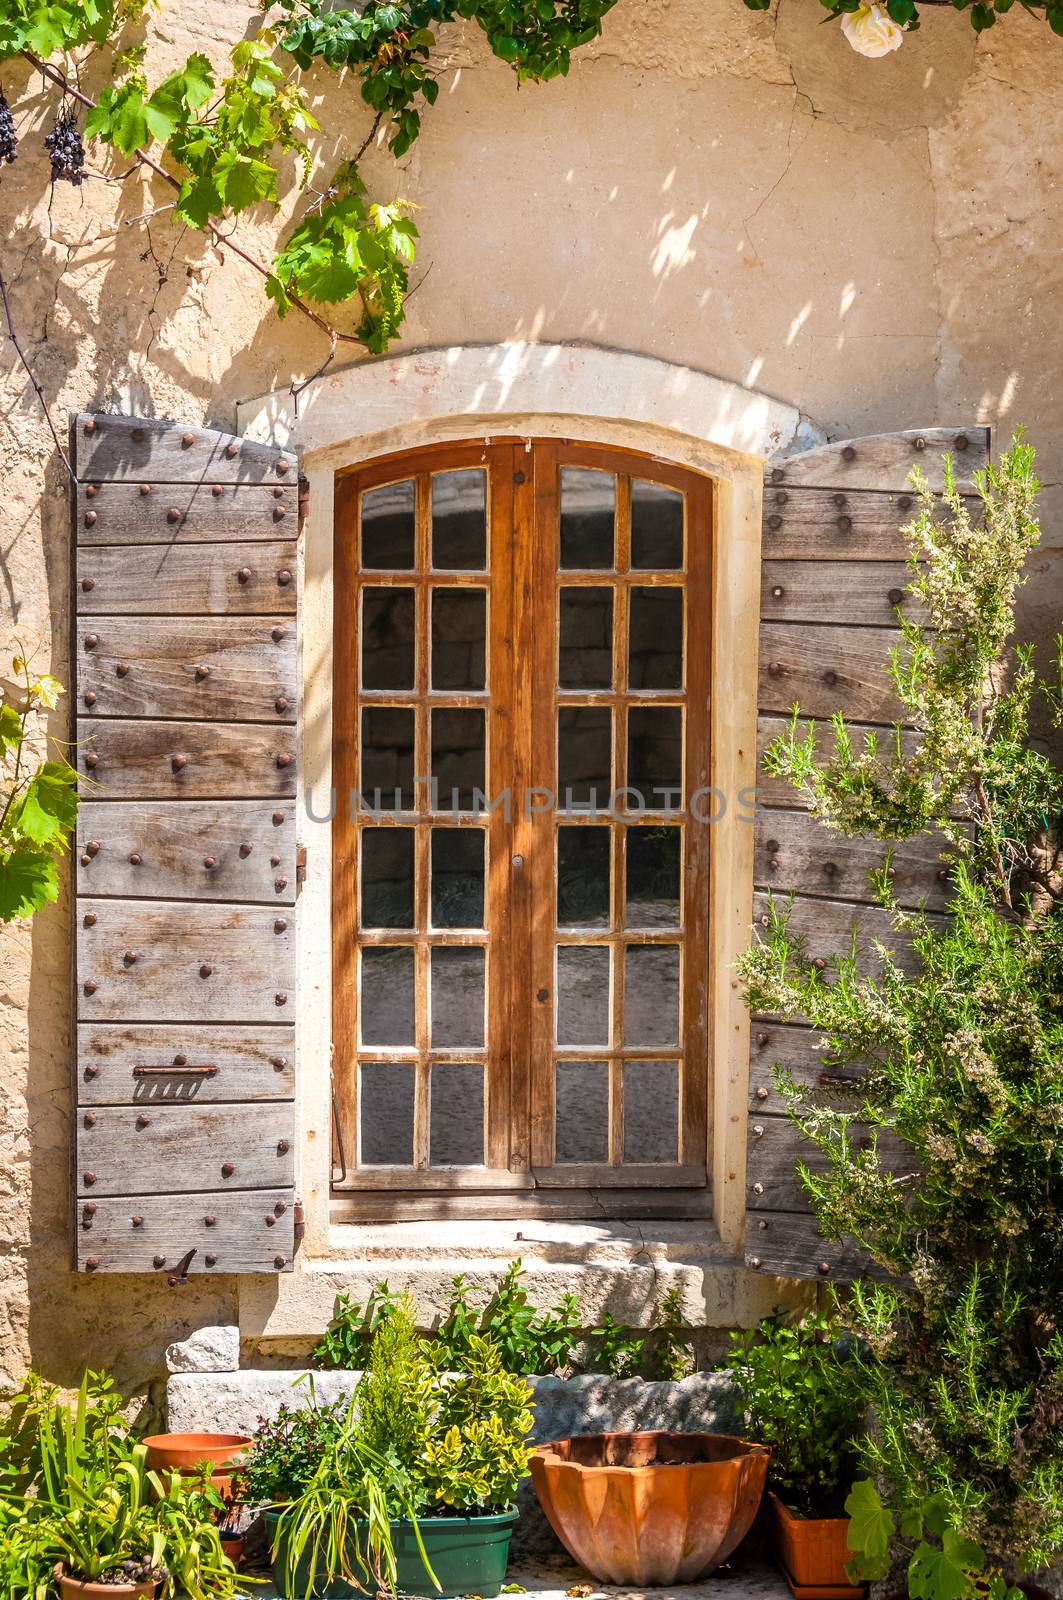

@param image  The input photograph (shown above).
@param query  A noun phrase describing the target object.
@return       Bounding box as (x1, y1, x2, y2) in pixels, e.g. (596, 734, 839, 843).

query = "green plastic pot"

(265, 1507, 519, 1599)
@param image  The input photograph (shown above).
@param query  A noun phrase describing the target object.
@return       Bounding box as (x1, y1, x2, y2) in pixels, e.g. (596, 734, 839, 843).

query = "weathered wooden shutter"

(746, 427, 990, 1282)
(72, 413, 300, 1275)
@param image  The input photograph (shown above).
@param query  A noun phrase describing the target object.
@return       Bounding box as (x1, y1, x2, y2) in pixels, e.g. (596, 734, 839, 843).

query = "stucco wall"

(2, 0, 1062, 1399)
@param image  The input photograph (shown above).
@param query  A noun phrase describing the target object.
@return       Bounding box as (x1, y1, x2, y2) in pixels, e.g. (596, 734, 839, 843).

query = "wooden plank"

(331, 1188, 714, 1223)
(78, 1023, 296, 1104)
(77, 1103, 295, 1196)
(75, 413, 297, 485)
(750, 890, 930, 976)
(747, 1113, 910, 1211)
(758, 623, 904, 722)
(77, 482, 296, 545)
(77, 720, 297, 799)
(755, 807, 952, 909)
(77, 1188, 296, 1273)
(76, 619, 296, 723)
(761, 561, 925, 626)
(77, 900, 295, 1023)
(764, 428, 990, 493)
(76, 802, 297, 904)
(745, 1211, 878, 1283)
(755, 715, 922, 808)
(77, 544, 298, 615)
(761, 487, 981, 562)
(748, 1021, 862, 1113)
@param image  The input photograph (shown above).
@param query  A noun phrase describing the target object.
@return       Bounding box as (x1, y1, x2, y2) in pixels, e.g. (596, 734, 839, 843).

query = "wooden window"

(333, 441, 713, 1221)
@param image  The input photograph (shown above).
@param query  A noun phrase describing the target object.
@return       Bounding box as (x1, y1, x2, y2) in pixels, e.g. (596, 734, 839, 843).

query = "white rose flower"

(840, 3, 906, 56)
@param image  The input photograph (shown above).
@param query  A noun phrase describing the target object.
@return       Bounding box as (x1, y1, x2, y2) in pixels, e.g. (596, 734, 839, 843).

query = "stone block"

(164, 1324, 240, 1375)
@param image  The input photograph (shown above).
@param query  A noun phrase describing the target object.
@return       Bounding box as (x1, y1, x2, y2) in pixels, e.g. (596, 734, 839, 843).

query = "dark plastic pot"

(265, 1507, 519, 1599)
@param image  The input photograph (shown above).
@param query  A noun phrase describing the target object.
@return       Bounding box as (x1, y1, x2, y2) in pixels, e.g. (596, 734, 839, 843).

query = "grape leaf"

(12, 762, 78, 849)
(0, 848, 59, 923)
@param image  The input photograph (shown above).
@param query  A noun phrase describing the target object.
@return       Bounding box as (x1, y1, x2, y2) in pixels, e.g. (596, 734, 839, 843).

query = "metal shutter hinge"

(296, 843, 307, 883)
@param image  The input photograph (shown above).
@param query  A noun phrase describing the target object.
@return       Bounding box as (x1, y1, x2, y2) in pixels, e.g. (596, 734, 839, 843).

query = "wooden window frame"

(332, 438, 715, 1223)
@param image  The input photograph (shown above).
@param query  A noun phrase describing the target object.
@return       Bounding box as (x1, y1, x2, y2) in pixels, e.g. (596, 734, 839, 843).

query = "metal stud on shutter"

(71, 412, 299, 1274)
(745, 427, 990, 1282)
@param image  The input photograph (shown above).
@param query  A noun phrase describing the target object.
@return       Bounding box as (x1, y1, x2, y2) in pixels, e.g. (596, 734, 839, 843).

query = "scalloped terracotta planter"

(530, 1431, 769, 1585)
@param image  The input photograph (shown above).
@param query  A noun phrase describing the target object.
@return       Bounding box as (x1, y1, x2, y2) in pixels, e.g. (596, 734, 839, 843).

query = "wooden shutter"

(71, 413, 300, 1275)
(746, 427, 990, 1282)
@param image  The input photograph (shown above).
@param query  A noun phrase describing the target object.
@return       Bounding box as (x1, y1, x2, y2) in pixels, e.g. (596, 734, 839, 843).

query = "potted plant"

(725, 1313, 867, 1597)
(242, 1298, 534, 1598)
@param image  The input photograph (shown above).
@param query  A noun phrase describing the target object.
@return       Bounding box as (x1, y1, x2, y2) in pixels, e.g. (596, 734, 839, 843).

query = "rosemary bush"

(738, 436, 1063, 1575)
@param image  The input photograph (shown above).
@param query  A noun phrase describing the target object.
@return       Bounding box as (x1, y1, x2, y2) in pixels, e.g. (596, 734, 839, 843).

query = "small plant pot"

(769, 1493, 867, 1600)
(530, 1431, 769, 1585)
(220, 1532, 245, 1568)
(58, 1575, 157, 1599)
(265, 1507, 519, 1599)
(142, 1431, 251, 1500)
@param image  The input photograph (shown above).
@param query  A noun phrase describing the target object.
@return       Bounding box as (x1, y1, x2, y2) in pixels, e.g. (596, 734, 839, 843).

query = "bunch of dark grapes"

(0, 89, 17, 167)
(44, 103, 85, 185)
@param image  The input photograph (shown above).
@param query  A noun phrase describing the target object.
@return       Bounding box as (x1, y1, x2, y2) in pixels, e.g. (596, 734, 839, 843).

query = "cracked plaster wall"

(1, 0, 1061, 1400)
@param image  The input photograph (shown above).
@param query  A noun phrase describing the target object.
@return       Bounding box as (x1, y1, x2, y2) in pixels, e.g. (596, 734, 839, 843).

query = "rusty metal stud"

(136, 1113, 151, 1128)
(277, 569, 293, 587)
(277, 1138, 290, 1154)
(122, 950, 138, 965)
(115, 662, 130, 678)
(276, 459, 290, 476)
(823, 861, 838, 878)
(221, 1162, 235, 1178)
(275, 753, 291, 769)
(237, 566, 252, 584)
(913, 436, 927, 451)
(752, 1181, 764, 1196)
(128, 852, 141, 866)
(275, 992, 288, 1006)
(765, 838, 779, 854)
(954, 433, 969, 451)
(82, 1217, 93, 1230)
(204, 1213, 217, 1226)
(767, 661, 784, 677)
(836, 515, 852, 533)
(833, 493, 846, 507)
(199, 963, 213, 979)
(153, 1254, 165, 1268)
(239, 840, 253, 857)
(274, 1254, 286, 1268)
(131, 426, 146, 443)
(265, 1213, 276, 1227)
(84, 1202, 97, 1217)
(275, 1200, 287, 1215)
(770, 466, 784, 484)
(83, 1111, 96, 1128)
(85, 483, 98, 498)
(205, 1253, 217, 1266)
(83, 979, 97, 995)
(139, 482, 153, 496)
(83, 691, 97, 707)
(80, 853, 91, 866)
(818, 1261, 830, 1274)
(270, 854, 280, 867)
(842, 445, 856, 462)
(273, 505, 287, 521)
(752, 1124, 764, 1138)
(82, 577, 96, 593)
(84, 417, 96, 434)
(203, 856, 217, 870)
(132, 1215, 144, 1227)
(755, 1086, 769, 1101)
(768, 857, 779, 871)
(84, 509, 97, 527)
(898, 494, 912, 512)
(211, 483, 223, 497)
(774, 490, 788, 505)
(274, 918, 288, 933)
(84, 1063, 99, 1078)
(83, 1171, 97, 1186)
(275, 695, 289, 714)
(759, 913, 769, 928)
(274, 877, 288, 892)
(887, 587, 903, 606)
(85, 752, 99, 770)
(272, 1056, 287, 1070)
(181, 431, 195, 447)
(771, 585, 784, 599)
(812, 956, 827, 971)
(173, 1054, 188, 1066)
(83, 912, 97, 928)
(937, 866, 950, 882)
(224, 441, 239, 459)
(823, 670, 838, 687)
(85, 1256, 100, 1271)
(271, 626, 287, 643)
(756, 1032, 768, 1047)
(272, 810, 285, 825)
(758, 1218, 769, 1231)
(166, 507, 182, 524)
(194, 664, 211, 681)
(748, 1256, 762, 1269)
(85, 633, 98, 650)
(273, 485, 284, 499)
(767, 514, 782, 530)
(171, 753, 187, 771)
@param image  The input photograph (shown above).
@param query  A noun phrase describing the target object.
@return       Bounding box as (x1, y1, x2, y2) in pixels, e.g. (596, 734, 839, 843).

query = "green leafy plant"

(416, 1335, 535, 1514)
(845, 1481, 1025, 1600)
(234, 1390, 350, 1505)
(726, 1314, 865, 1516)
(737, 435, 1063, 1576)
(476, 1260, 582, 1376)
(311, 1279, 405, 1370)
(742, 0, 1063, 42)
(0, 647, 78, 923)
(583, 1313, 645, 1379)
(649, 1285, 694, 1381)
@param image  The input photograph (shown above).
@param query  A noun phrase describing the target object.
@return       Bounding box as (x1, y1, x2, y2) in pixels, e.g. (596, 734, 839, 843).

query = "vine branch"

(0, 267, 75, 482)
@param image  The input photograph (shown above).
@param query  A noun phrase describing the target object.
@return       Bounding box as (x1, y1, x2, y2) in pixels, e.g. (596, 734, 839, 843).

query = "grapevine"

(43, 102, 85, 185)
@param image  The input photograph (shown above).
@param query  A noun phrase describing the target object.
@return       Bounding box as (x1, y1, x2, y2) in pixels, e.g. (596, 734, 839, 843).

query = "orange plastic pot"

(769, 1493, 866, 1599)
(142, 1432, 251, 1499)
(531, 1430, 769, 1585)
(58, 1576, 156, 1600)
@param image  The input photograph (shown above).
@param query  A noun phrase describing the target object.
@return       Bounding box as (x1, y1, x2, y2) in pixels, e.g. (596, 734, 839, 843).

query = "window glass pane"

(624, 945, 680, 1046)
(360, 947, 415, 1046)
(625, 827, 680, 929)
(362, 588, 415, 691)
(559, 587, 613, 689)
(557, 826, 610, 928)
(559, 467, 614, 569)
(361, 707, 415, 811)
(431, 708, 485, 811)
(628, 587, 683, 689)
(361, 480, 415, 570)
(430, 1063, 485, 1166)
(558, 706, 611, 811)
(432, 469, 487, 570)
(360, 1062, 414, 1165)
(623, 1061, 679, 1163)
(556, 946, 610, 1046)
(432, 589, 487, 691)
(431, 828, 485, 928)
(631, 480, 684, 570)
(361, 828, 415, 929)
(431, 947, 485, 1048)
(555, 1062, 609, 1163)
(627, 706, 682, 809)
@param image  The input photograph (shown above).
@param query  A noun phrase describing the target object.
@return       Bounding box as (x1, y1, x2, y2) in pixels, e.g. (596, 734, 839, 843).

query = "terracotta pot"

(220, 1532, 245, 1568)
(770, 1493, 866, 1599)
(142, 1431, 251, 1500)
(530, 1430, 769, 1585)
(58, 1575, 157, 1599)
